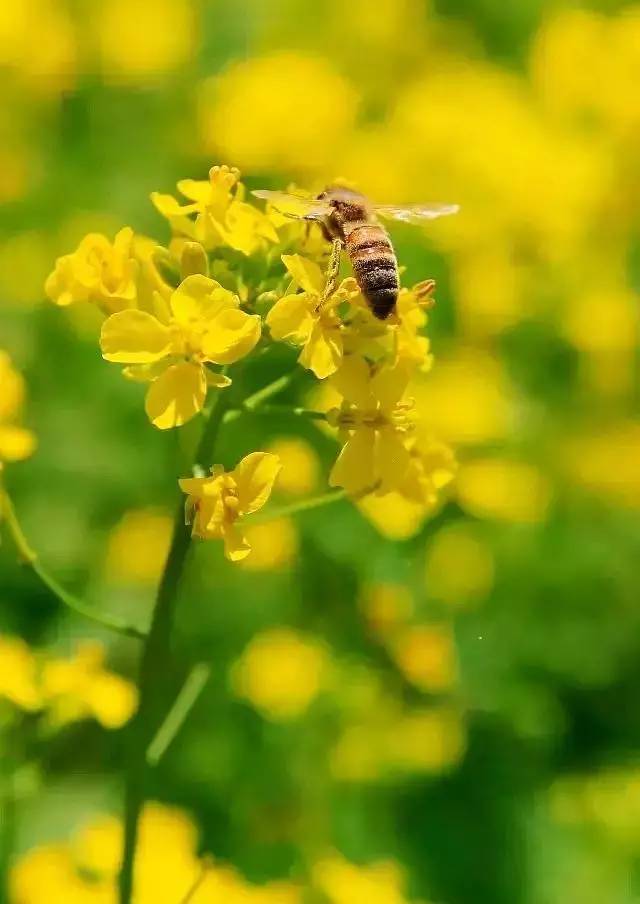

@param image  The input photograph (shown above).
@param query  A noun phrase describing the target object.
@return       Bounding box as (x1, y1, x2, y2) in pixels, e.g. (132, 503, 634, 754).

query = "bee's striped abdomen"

(346, 225, 399, 320)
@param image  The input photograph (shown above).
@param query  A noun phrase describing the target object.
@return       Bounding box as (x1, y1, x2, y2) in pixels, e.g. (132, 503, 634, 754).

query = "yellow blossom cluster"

(10, 802, 301, 904)
(43, 162, 454, 561)
(0, 636, 137, 729)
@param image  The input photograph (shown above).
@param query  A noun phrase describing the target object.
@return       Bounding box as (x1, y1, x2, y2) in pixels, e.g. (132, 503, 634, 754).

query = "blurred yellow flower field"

(2, 2, 640, 903)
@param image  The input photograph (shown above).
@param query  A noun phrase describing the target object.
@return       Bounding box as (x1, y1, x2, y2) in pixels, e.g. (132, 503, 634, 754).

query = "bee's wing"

(252, 190, 332, 220)
(374, 203, 460, 224)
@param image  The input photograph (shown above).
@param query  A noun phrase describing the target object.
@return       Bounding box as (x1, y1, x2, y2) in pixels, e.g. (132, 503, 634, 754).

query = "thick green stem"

(118, 389, 231, 904)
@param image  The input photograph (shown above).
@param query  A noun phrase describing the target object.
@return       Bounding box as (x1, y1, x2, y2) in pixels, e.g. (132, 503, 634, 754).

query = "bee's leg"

(315, 238, 343, 312)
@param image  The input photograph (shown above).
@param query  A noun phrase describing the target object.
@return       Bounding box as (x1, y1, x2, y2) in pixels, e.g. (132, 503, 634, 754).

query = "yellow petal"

(223, 524, 252, 562)
(176, 179, 211, 203)
(371, 363, 411, 409)
(170, 274, 239, 325)
(203, 310, 261, 365)
(298, 323, 342, 379)
(234, 452, 282, 514)
(281, 254, 325, 295)
(331, 355, 372, 408)
(122, 361, 170, 383)
(0, 426, 37, 461)
(206, 369, 232, 388)
(0, 352, 25, 422)
(150, 192, 199, 218)
(144, 363, 207, 430)
(100, 310, 172, 364)
(329, 429, 376, 494)
(266, 293, 314, 343)
(375, 429, 412, 493)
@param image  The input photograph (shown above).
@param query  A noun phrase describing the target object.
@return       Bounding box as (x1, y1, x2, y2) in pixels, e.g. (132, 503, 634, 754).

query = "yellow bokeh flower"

(41, 642, 138, 729)
(328, 357, 415, 496)
(104, 508, 173, 585)
(425, 523, 495, 606)
(100, 274, 260, 429)
(314, 853, 411, 904)
(45, 227, 138, 313)
(266, 437, 320, 497)
(198, 53, 358, 174)
(179, 452, 281, 562)
(388, 706, 466, 773)
(96, 0, 194, 85)
(267, 254, 360, 379)
(152, 164, 278, 256)
(0, 635, 42, 711)
(237, 517, 299, 572)
(390, 625, 458, 693)
(0, 351, 36, 463)
(457, 457, 552, 523)
(231, 627, 329, 720)
(11, 802, 302, 904)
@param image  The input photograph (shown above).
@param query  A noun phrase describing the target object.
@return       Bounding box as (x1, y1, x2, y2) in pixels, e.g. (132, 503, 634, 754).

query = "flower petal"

(223, 524, 252, 562)
(151, 192, 199, 217)
(170, 275, 239, 325)
(298, 323, 342, 379)
(202, 310, 261, 365)
(329, 429, 376, 494)
(281, 254, 325, 295)
(266, 293, 314, 343)
(331, 355, 373, 408)
(206, 370, 232, 388)
(100, 310, 172, 364)
(371, 362, 411, 409)
(144, 362, 207, 430)
(234, 452, 282, 514)
(375, 428, 412, 493)
(0, 426, 37, 462)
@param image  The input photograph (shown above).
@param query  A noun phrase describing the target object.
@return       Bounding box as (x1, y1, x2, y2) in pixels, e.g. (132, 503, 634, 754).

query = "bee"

(253, 187, 459, 320)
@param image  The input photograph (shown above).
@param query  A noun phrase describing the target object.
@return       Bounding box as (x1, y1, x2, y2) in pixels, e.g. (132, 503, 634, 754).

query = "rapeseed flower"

(100, 274, 260, 429)
(327, 357, 416, 495)
(266, 253, 360, 379)
(151, 164, 279, 256)
(45, 227, 138, 312)
(0, 351, 36, 463)
(179, 452, 281, 561)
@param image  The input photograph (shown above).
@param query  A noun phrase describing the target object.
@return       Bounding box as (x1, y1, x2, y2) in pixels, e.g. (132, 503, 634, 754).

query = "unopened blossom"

(45, 227, 138, 313)
(179, 452, 281, 561)
(151, 164, 278, 256)
(266, 254, 360, 379)
(0, 352, 36, 463)
(100, 274, 260, 429)
(327, 356, 417, 496)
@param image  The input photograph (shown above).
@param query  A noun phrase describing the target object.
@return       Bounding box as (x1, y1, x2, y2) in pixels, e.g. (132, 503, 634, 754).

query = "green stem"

(118, 388, 232, 904)
(249, 489, 349, 524)
(146, 663, 210, 767)
(0, 484, 145, 640)
(247, 404, 327, 421)
(222, 373, 295, 425)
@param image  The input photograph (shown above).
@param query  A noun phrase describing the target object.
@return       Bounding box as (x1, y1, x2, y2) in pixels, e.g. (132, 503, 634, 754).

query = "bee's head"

(318, 186, 369, 221)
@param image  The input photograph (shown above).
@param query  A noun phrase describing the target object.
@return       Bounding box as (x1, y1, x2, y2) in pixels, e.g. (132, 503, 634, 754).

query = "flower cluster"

(44, 163, 454, 560)
(0, 352, 36, 465)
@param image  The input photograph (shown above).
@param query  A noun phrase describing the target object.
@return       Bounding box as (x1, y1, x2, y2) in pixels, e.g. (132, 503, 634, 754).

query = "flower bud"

(180, 242, 209, 279)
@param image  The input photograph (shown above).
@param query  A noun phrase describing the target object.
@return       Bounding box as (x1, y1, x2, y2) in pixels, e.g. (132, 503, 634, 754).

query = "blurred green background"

(2, 0, 640, 902)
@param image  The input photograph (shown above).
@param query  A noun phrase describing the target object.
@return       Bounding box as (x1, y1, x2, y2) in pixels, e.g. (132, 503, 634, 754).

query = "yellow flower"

(457, 457, 552, 523)
(424, 523, 495, 606)
(390, 625, 458, 693)
(327, 357, 415, 495)
(179, 452, 281, 561)
(41, 642, 138, 729)
(237, 517, 299, 572)
(100, 274, 260, 429)
(0, 352, 36, 462)
(393, 280, 435, 370)
(231, 627, 329, 720)
(104, 508, 173, 585)
(266, 437, 320, 496)
(45, 226, 138, 313)
(151, 164, 278, 255)
(0, 635, 42, 711)
(266, 254, 360, 379)
(313, 853, 410, 904)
